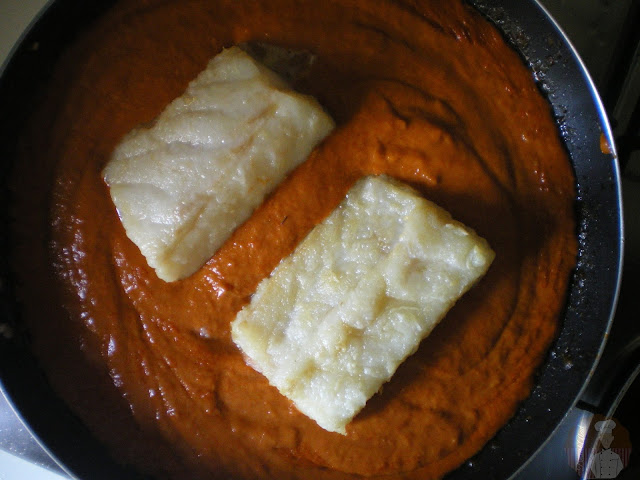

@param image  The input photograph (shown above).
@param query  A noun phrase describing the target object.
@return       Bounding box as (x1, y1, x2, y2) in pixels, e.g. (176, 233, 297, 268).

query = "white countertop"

(0, 450, 66, 480)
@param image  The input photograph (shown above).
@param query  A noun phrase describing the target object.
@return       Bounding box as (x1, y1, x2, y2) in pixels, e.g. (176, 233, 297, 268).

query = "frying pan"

(0, 0, 623, 479)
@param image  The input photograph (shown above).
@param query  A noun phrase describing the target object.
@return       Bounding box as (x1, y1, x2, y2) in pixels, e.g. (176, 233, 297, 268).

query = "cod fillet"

(103, 46, 335, 281)
(231, 175, 495, 434)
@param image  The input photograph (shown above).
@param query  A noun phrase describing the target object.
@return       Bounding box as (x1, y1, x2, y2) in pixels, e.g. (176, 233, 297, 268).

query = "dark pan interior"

(0, 1, 623, 479)
(453, 1, 623, 478)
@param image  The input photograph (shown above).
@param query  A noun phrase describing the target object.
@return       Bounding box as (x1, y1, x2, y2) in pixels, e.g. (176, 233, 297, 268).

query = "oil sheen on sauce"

(11, 0, 577, 478)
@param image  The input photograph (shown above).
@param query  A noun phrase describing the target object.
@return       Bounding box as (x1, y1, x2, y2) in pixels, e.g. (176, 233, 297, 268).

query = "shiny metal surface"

(0, 391, 66, 477)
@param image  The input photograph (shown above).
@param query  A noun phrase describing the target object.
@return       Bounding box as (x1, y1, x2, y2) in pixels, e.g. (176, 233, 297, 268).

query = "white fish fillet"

(103, 46, 335, 281)
(231, 175, 495, 434)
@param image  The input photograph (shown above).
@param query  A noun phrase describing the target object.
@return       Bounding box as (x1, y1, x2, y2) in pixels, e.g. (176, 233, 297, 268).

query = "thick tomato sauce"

(12, 0, 576, 478)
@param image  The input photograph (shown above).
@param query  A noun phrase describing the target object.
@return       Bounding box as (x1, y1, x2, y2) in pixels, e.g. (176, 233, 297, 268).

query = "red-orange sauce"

(600, 132, 613, 155)
(11, 0, 577, 478)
